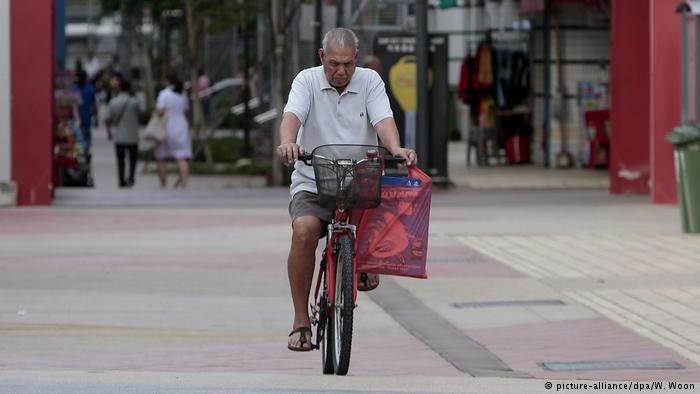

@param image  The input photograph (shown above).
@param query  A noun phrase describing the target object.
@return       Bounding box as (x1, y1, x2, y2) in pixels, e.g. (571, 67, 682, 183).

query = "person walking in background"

(362, 54, 383, 74)
(154, 74, 192, 188)
(106, 80, 141, 188)
(84, 50, 101, 81)
(74, 70, 97, 155)
(197, 68, 212, 122)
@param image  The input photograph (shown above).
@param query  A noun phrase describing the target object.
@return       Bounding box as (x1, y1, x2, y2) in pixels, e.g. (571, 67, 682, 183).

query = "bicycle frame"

(298, 144, 404, 375)
(313, 209, 357, 319)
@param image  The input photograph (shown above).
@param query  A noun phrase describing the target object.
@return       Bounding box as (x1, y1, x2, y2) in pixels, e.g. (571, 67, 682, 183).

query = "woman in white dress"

(154, 74, 192, 188)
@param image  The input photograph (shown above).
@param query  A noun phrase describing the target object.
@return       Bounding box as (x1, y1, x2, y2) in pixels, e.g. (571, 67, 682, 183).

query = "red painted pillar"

(650, 0, 681, 204)
(610, 0, 680, 204)
(610, 0, 652, 195)
(10, 0, 54, 205)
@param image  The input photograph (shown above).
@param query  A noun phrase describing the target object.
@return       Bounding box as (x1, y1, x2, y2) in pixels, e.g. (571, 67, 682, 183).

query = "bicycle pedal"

(309, 304, 318, 325)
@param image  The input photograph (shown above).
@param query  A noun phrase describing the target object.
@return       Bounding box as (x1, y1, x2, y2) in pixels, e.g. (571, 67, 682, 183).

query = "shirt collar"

(318, 67, 360, 94)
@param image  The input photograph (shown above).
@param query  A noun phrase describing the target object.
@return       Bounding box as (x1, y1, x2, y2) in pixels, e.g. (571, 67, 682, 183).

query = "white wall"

(0, 0, 12, 181)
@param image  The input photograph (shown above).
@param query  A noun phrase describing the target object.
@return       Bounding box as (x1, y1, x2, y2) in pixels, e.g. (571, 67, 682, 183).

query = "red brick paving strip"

(464, 318, 700, 381)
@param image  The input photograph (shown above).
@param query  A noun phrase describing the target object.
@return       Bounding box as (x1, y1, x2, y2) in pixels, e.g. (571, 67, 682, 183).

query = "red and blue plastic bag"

(355, 166, 432, 279)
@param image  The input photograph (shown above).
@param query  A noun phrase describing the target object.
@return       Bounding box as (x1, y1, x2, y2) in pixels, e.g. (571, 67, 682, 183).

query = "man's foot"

(287, 326, 315, 351)
(357, 272, 380, 292)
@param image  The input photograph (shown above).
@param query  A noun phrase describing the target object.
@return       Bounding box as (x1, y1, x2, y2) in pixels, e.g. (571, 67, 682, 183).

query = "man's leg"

(126, 144, 138, 186)
(115, 144, 126, 187)
(287, 215, 323, 350)
(157, 160, 168, 188)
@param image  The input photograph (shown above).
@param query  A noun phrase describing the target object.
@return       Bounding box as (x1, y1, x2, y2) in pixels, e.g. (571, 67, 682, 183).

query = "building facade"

(0, 0, 685, 205)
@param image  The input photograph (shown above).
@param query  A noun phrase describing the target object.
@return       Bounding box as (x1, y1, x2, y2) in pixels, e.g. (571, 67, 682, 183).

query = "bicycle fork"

(310, 222, 358, 347)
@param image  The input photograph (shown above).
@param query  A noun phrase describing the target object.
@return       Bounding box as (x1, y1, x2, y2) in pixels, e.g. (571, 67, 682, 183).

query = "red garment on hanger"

(458, 56, 473, 104)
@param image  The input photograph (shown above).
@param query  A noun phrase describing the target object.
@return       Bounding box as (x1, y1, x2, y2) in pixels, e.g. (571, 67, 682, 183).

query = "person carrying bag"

(143, 111, 167, 143)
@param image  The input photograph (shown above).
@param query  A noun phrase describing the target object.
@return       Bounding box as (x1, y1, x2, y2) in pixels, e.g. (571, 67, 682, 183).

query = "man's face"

(319, 42, 357, 90)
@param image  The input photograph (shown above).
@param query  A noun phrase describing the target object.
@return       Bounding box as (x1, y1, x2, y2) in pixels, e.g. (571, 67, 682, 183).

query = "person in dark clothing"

(74, 70, 97, 153)
(106, 80, 142, 188)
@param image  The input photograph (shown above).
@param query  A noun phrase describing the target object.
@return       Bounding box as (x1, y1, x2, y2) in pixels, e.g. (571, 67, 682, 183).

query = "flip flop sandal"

(287, 326, 316, 352)
(357, 272, 380, 292)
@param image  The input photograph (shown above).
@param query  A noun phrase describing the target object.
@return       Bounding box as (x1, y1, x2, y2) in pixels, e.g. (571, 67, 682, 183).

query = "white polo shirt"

(284, 66, 394, 196)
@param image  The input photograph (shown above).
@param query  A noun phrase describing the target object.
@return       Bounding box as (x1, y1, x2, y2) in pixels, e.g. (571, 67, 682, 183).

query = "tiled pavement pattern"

(2, 132, 699, 390)
(569, 288, 700, 366)
(0, 208, 460, 378)
(456, 234, 700, 279)
(455, 233, 700, 377)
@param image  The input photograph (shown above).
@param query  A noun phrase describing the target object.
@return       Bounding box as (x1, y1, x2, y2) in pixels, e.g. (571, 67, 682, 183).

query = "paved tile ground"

(2, 133, 700, 392)
(445, 233, 700, 381)
(569, 288, 700, 366)
(465, 318, 700, 381)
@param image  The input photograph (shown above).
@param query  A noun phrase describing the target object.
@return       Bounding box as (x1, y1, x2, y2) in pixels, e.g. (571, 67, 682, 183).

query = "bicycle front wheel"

(319, 267, 334, 374)
(331, 234, 355, 375)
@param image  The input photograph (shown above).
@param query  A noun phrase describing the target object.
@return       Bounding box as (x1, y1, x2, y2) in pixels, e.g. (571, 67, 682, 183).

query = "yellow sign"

(388, 56, 433, 111)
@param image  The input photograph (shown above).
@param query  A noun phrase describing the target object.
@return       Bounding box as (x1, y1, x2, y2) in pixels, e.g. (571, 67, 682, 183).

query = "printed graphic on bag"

(356, 168, 432, 279)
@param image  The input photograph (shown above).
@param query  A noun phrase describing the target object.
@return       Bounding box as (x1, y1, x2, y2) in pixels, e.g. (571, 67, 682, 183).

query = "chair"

(467, 127, 497, 166)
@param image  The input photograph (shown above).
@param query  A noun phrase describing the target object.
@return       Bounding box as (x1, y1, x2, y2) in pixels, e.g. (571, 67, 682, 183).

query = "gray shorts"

(288, 191, 334, 223)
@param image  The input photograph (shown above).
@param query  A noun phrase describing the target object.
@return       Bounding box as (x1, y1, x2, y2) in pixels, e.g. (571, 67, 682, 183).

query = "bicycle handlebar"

(298, 154, 313, 166)
(297, 154, 405, 166)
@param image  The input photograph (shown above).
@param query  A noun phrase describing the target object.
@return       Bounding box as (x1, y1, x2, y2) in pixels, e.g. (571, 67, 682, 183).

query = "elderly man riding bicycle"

(276, 27, 417, 352)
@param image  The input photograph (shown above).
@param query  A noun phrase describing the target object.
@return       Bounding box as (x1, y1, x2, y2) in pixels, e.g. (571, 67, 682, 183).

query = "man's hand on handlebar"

(277, 143, 305, 166)
(391, 148, 418, 167)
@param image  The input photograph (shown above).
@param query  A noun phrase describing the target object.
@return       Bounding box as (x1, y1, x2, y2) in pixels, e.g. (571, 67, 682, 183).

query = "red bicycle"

(298, 144, 404, 375)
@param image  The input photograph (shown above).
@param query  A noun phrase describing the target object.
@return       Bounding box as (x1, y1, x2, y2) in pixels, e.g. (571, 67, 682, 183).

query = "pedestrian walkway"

(2, 130, 700, 392)
(447, 140, 610, 189)
(55, 128, 270, 207)
(58, 131, 609, 207)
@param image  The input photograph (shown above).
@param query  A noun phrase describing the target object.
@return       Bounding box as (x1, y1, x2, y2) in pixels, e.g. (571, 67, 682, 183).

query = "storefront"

(0, 0, 685, 205)
(435, 0, 679, 203)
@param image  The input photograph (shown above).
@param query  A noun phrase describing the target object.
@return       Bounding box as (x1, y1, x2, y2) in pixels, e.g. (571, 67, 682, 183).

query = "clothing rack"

(464, 29, 530, 55)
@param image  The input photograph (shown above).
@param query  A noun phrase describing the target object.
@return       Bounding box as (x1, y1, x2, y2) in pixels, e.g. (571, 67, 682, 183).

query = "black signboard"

(374, 34, 448, 179)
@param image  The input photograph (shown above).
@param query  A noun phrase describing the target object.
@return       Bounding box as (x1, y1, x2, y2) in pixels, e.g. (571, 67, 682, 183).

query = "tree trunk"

(185, 0, 212, 164)
(269, 0, 284, 186)
(119, 1, 134, 77)
(139, 8, 154, 111)
(269, 0, 302, 186)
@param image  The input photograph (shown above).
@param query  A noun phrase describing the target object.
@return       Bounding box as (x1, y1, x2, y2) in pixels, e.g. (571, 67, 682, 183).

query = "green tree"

(103, 0, 258, 164)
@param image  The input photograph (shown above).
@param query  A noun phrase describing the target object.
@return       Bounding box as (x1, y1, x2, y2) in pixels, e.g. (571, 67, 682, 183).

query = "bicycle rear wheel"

(330, 234, 355, 375)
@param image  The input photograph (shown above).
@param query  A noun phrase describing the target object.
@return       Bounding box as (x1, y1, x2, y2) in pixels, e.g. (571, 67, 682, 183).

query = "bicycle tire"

(332, 234, 355, 375)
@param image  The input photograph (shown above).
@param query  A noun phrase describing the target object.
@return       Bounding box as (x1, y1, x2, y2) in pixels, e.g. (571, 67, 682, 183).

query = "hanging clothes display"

(459, 33, 533, 164)
(458, 42, 496, 128)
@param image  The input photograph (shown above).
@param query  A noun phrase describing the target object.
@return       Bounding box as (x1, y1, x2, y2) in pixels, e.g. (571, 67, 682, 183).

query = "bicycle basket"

(310, 144, 387, 210)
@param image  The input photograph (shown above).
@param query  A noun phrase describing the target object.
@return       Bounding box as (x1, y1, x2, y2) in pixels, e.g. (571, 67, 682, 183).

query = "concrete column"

(610, 0, 651, 195)
(650, 0, 681, 203)
(0, 0, 11, 182)
(610, 0, 679, 203)
(11, 0, 55, 205)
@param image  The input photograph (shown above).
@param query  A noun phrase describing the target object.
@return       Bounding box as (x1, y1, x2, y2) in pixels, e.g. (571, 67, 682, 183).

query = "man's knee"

(292, 216, 324, 245)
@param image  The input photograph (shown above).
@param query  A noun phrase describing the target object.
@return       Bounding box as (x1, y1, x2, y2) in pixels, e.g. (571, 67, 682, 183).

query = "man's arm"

(374, 117, 417, 166)
(277, 112, 303, 166)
